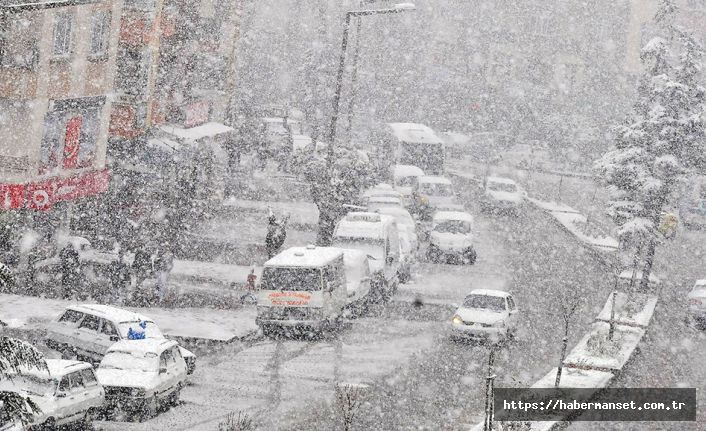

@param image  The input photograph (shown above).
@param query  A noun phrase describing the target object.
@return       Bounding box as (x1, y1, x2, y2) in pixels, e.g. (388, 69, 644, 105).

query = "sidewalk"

(0, 293, 258, 342)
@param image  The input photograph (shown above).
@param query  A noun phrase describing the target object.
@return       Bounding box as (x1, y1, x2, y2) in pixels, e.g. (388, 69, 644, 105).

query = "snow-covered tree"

(595, 0, 705, 291)
(0, 337, 47, 425)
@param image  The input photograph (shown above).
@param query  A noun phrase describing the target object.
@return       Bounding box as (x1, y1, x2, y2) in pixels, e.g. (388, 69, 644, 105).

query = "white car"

(687, 279, 706, 327)
(450, 289, 519, 342)
(412, 176, 462, 219)
(97, 339, 187, 420)
(482, 176, 525, 212)
(374, 206, 419, 251)
(427, 211, 476, 264)
(362, 183, 402, 205)
(46, 304, 196, 374)
(0, 359, 104, 430)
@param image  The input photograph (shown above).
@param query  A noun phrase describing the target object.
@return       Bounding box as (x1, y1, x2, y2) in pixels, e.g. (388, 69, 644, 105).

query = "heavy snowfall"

(0, 0, 705, 430)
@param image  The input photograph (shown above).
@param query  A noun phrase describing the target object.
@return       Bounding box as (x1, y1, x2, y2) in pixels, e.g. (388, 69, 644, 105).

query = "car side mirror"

(109, 335, 119, 342)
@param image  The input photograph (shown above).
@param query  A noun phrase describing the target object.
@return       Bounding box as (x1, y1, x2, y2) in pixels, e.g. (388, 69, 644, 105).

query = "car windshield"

(420, 183, 453, 197)
(261, 267, 322, 291)
(434, 220, 471, 234)
(332, 238, 385, 261)
(488, 182, 517, 193)
(0, 374, 56, 397)
(118, 321, 163, 339)
(100, 351, 159, 372)
(463, 294, 506, 312)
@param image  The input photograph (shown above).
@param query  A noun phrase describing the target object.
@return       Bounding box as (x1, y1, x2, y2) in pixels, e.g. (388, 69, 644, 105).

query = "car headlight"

(452, 315, 463, 325)
(129, 388, 146, 397)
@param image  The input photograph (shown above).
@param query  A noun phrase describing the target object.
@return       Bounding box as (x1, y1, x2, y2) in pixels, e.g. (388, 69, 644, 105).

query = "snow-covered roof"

(368, 196, 401, 205)
(394, 164, 425, 178)
(387, 123, 443, 145)
(157, 122, 234, 142)
(335, 213, 395, 239)
(15, 359, 91, 380)
(618, 270, 660, 284)
(418, 175, 452, 185)
(468, 289, 510, 298)
(433, 211, 473, 223)
(486, 176, 516, 185)
(694, 279, 706, 287)
(69, 304, 152, 324)
(265, 246, 343, 268)
(375, 207, 414, 225)
(108, 339, 178, 355)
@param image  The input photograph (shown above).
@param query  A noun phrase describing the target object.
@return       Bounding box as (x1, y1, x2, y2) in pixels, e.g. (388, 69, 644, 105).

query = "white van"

(393, 164, 425, 207)
(257, 246, 353, 333)
(413, 176, 463, 219)
(332, 212, 400, 299)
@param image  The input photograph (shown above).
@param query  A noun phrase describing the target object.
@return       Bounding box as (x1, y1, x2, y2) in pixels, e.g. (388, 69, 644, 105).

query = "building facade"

(0, 0, 122, 212)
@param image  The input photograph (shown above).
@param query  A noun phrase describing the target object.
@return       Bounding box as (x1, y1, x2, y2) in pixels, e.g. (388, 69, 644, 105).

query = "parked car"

(687, 279, 706, 327)
(450, 289, 519, 343)
(96, 339, 187, 420)
(46, 304, 196, 374)
(481, 176, 525, 212)
(427, 211, 476, 264)
(374, 206, 419, 251)
(0, 359, 104, 430)
(393, 164, 425, 207)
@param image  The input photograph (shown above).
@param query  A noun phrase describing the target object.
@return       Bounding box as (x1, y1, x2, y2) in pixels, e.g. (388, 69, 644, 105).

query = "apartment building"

(0, 0, 122, 212)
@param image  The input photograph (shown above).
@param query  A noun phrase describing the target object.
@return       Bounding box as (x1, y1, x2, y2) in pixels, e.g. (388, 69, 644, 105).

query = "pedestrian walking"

(265, 211, 289, 259)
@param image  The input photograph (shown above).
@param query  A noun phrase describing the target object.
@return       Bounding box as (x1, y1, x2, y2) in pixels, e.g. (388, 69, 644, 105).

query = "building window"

(0, 14, 39, 69)
(90, 11, 111, 57)
(52, 12, 73, 57)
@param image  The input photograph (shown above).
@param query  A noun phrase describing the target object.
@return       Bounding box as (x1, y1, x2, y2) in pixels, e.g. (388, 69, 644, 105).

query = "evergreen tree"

(0, 337, 48, 425)
(595, 0, 705, 291)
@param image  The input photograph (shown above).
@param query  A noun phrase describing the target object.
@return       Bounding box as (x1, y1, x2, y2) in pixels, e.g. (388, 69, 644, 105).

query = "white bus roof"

(265, 246, 343, 268)
(433, 211, 474, 224)
(335, 212, 395, 239)
(387, 123, 443, 145)
(418, 175, 452, 185)
(394, 164, 425, 177)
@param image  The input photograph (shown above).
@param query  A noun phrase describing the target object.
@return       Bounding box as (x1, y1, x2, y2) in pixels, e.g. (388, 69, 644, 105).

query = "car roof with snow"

(418, 175, 452, 185)
(618, 270, 661, 284)
(387, 123, 443, 145)
(374, 206, 414, 223)
(694, 279, 706, 287)
(67, 304, 153, 324)
(486, 176, 516, 185)
(12, 359, 92, 381)
(433, 211, 473, 224)
(394, 164, 425, 177)
(265, 246, 343, 268)
(334, 212, 396, 239)
(467, 289, 511, 299)
(107, 339, 178, 355)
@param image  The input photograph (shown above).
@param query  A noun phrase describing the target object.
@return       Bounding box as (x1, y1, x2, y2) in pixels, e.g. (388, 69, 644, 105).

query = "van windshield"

(332, 238, 385, 261)
(463, 295, 506, 312)
(261, 267, 322, 291)
(100, 351, 159, 372)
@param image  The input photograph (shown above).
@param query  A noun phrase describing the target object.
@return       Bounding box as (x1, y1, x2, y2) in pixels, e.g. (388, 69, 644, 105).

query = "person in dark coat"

(59, 246, 81, 299)
(265, 212, 288, 259)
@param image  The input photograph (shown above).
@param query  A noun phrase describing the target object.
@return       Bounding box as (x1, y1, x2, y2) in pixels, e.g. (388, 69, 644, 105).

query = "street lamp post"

(326, 3, 416, 168)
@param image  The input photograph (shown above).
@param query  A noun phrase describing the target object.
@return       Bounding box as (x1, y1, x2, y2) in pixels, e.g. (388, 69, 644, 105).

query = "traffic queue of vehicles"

(3, 305, 195, 430)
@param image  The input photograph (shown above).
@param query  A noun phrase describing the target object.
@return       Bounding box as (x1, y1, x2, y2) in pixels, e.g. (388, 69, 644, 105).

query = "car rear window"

(59, 309, 84, 323)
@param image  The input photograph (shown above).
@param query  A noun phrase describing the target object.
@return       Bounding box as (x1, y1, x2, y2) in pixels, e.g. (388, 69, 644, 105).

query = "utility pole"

(483, 344, 498, 431)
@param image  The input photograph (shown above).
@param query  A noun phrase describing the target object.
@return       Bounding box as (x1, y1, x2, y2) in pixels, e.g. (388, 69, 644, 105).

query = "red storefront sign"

(0, 169, 110, 212)
(63, 116, 82, 169)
